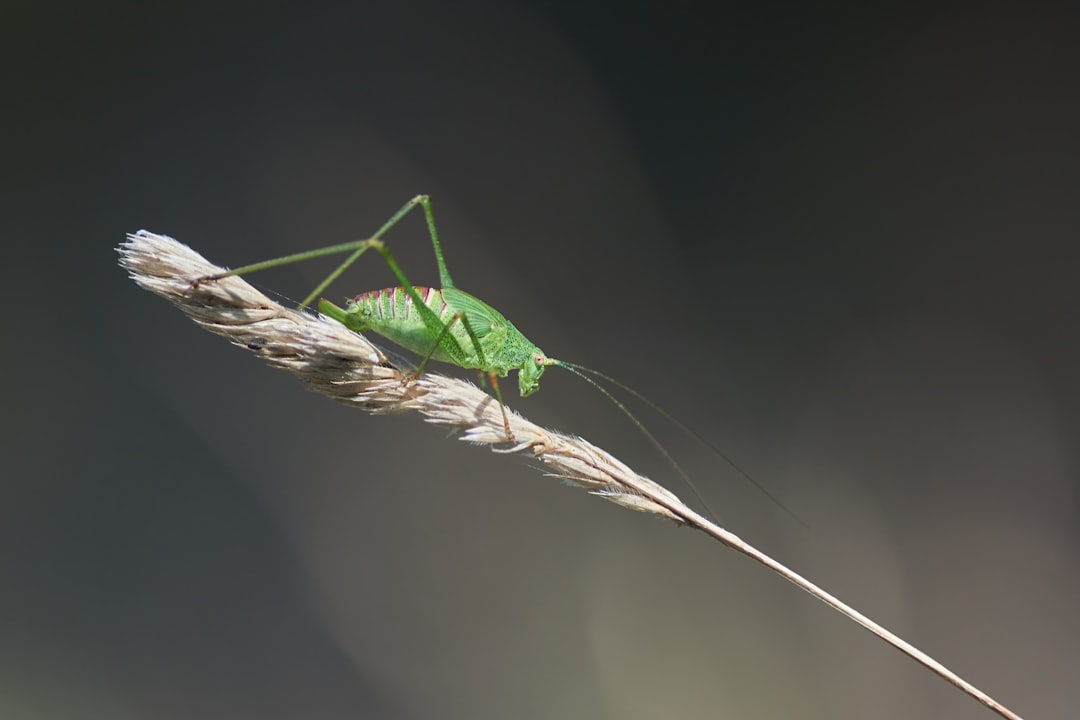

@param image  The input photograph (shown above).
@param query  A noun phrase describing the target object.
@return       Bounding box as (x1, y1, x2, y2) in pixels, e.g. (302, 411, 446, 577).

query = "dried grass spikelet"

(117, 230, 1025, 720)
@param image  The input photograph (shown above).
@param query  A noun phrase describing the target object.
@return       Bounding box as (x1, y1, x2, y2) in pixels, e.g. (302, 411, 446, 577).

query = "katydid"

(195, 195, 793, 521)
(195, 195, 561, 442)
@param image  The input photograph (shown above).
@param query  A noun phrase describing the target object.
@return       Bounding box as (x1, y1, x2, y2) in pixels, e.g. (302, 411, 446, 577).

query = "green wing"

(441, 287, 508, 339)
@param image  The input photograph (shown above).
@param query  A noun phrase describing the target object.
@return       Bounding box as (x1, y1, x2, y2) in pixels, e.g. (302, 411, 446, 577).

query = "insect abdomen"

(347, 286, 456, 360)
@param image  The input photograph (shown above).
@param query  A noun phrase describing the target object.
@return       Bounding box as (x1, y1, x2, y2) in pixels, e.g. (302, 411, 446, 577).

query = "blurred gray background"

(4, 2, 1077, 718)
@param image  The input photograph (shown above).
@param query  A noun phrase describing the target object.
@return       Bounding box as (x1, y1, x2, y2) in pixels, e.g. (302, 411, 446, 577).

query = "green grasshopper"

(196, 195, 793, 520)
(197, 195, 591, 443)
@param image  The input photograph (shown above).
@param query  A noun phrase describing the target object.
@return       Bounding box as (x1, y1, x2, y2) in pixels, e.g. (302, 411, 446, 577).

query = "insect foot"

(185, 274, 211, 294)
(185, 272, 228, 296)
(501, 423, 517, 445)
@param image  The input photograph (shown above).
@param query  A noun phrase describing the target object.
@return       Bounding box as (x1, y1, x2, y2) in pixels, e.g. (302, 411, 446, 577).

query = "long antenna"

(556, 359, 807, 528)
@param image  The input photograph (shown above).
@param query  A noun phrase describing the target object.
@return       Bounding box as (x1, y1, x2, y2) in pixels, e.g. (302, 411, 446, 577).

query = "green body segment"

(218, 193, 557, 400)
(318, 285, 550, 396)
(203, 194, 554, 402)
